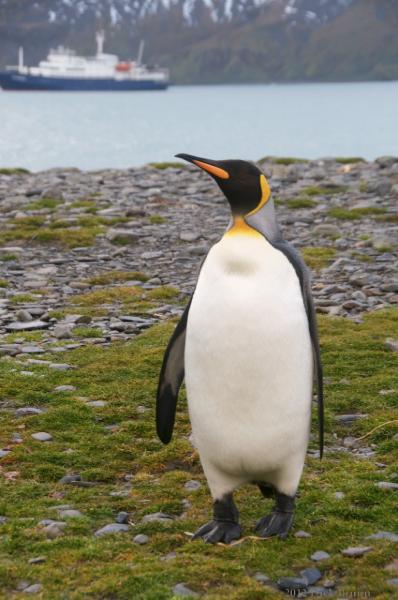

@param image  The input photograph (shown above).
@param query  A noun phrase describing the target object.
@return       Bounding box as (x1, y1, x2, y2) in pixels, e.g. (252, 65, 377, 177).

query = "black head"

(176, 153, 270, 216)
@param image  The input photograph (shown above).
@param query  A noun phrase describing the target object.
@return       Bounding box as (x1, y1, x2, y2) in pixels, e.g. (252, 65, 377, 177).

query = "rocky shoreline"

(0, 156, 397, 356)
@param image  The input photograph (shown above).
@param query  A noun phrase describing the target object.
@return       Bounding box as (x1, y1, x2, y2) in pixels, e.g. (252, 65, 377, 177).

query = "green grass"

(258, 156, 309, 165)
(329, 207, 387, 220)
(73, 327, 103, 338)
(0, 167, 30, 175)
(149, 215, 167, 225)
(9, 293, 39, 305)
(0, 279, 9, 288)
(150, 162, 187, 170)
(25, 197, 63, 210)
(86, 271, 149, 286)
(301, 247, 336, 270)
(334, 157, 366, 164)
(302, 186, 347, 196)
(286, 198, 318, 209)
(0, 309, 397, 598)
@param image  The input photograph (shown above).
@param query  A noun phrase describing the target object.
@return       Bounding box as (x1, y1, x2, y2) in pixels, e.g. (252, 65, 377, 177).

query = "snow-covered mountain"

(1, 0, 397, 83)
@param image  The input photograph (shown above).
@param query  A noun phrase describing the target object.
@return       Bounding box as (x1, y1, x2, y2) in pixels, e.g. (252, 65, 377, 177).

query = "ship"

(0, 32, 169, 91)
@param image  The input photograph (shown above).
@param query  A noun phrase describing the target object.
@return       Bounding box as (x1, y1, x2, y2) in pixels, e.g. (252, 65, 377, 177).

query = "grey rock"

(184, 480, 201, 491)
(314, 224, 341, 237)
(180, 231, 200, 242)
(141, 511, 174, 523)
(311, 550, 330, 561)
(16, 309, 33, 322)
(23, 583, 43, 594)
(0, 449, 10, 458)
(58, 509, 83, 519)
(386, 579, 398, 586)
(6, 320, 49, 332)
(335, 413, 368, 423)
(54, 385, 76, 392)
(116, 511, 129, 524)
(0, 516, 7, 524)
(28, 556, 46, 564)
(253, 572, 271, 584)
(31, 432, 52, 442)
(15, 407, 44, 417)
(341, 546, 373, 557)
(21, 345, 45, 354)
(42, 524, 64, 539)
(334, 491, 345, 500)
(300, 567, 322, 585)
(133, 534, 149, 545)
(172, 583, 199, 597)
(52, 324, 73, 339)
(295, 530, 312, 538)
(141, 251, 163, 260)
(94, 523, 129, 537)
(366, 531, 398, 542)
(106, 228, 139, 244)
(377, 481, 398, 490)
(59, 474, 81, 484)
(49, 363, 71, 371)
(385, 338, 398, 352)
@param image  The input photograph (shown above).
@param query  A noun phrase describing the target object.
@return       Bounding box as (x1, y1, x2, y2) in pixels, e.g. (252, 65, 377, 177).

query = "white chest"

(184, 232, 313, 481)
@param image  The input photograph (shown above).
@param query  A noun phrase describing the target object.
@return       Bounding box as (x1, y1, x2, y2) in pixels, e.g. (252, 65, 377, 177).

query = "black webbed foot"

(192, 493, 241, 544)
(255, 490, 295, 540)
(192, 520, 241, 544)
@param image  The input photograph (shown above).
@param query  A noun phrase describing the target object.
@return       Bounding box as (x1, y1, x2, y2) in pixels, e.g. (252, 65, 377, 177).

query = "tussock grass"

(302, 247, 336, 270)
(329, 207, 387, 220)
(0, 310, 397, 597)
(286, 198, 318, 209)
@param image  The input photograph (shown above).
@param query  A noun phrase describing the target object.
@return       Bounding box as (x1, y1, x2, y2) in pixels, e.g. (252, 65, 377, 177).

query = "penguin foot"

(192, 520, 242, 544)
(255, 490, 295, 540)
(192, 493, 241, 544)
(255, 510, 294, 540)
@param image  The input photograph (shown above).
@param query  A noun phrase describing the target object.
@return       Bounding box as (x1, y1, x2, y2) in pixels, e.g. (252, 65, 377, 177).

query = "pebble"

(0, 516, 7, 524)
(334, 491, 345, 500)
(0, 449, 10, 458)
(54, 385, 76, 392)
(28, 556, 46, 564)
(376, 481, 398, 490)
(23, 584, 43, 594)
(386, 579, 398, 587)
(341, 546, 373, 557)
(43, 524, 64, 539)
(94, 523, 129, 537)
(133, 534, 149, 545)
(31, 432, 52, 442)
(172, 583, 199, 597)
(116, 511, 129, 524)
(295, 530, 311, 538)
(184, 480, 201, 491)
(58, 509, 83, 519)
(141, 512, 174, 523)
(366, 531, 398, 542)
(311, 550, 330, 561)
(5, 320, 49, 332)
(253, 572, 271, 584)
(385, 338, 398, 352)
(300, 568, 322, 585)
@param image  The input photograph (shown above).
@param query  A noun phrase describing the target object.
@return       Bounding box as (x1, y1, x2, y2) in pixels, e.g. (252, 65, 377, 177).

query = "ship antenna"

(96, 30, 105, 55)
(18, 46, 24, 71)
(137, 40, 145, 65)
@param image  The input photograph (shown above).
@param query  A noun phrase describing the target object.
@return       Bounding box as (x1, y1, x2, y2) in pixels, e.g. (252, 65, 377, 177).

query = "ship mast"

(18, 47, 24, 71)
(137, 41, 145, 65)
(96, 31, 105, 56)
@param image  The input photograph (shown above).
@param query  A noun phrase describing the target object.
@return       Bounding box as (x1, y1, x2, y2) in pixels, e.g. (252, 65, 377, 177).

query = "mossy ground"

(1, 308, 397, 599)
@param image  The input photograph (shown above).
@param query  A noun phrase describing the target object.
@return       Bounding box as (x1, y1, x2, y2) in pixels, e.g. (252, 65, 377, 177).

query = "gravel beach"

(1, 156, 397, 355)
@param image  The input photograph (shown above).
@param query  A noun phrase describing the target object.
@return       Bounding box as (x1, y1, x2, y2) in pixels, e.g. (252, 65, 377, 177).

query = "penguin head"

(176, 153, 271, 217)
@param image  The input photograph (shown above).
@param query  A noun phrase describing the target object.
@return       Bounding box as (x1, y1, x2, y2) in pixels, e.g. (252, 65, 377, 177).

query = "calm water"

(1, 82, 398, 171)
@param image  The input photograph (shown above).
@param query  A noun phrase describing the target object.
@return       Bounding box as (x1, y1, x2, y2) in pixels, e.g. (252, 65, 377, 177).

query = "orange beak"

(176, 153, 230, 180)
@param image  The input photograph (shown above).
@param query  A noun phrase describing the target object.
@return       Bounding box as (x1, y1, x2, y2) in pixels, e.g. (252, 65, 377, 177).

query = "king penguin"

(156, 154, 323, 544)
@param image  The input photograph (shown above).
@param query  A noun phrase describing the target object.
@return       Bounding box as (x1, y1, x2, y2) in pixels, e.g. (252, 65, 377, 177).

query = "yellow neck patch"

(225, 216, 262, 238)
(246, 174, 271, 217)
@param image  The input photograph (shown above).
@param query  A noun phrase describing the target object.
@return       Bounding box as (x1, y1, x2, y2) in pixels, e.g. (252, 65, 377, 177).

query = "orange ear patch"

(193, 160, 230, 180)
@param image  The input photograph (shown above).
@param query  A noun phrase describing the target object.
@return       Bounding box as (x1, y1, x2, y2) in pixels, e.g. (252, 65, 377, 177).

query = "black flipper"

(272, 239, 324, 458)
(156, 298, 192, 444)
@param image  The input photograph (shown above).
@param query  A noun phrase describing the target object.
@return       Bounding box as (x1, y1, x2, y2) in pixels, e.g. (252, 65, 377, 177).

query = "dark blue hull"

(0, 71, 168, 91)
